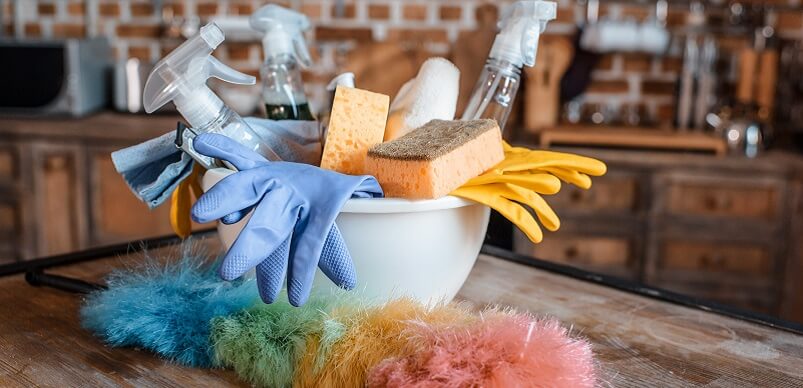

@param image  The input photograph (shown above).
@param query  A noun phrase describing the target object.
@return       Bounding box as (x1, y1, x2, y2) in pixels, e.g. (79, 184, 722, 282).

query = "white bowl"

(202, 168, 490, 304)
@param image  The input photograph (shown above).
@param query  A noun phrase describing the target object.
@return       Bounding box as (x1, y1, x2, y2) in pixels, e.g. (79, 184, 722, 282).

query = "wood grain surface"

(458, 257, 803, 387)
(1, 244, 801, 387)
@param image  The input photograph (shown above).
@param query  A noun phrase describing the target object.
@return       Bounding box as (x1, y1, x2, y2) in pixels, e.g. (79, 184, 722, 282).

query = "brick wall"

(2, 0, 803, 128)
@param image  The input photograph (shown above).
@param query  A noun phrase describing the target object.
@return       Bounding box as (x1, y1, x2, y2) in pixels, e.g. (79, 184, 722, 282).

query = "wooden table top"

(1, 240, 802, 387)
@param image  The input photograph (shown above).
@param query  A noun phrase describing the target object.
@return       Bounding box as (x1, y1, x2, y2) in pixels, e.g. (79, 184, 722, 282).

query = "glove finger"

(497, 183, 560, 231)
(463, 173, 561, 195)
(219, 188, 298, 280)
(287, 219, 335, 307)
(497, 150, 606, 177)
(193, 133, 267, 171)
(317, 224, 357, 290)
(535, 166, 592, 189)
(452, 186, 543, 243)
(221, 206, 253, 225)
(255, 235, 291, 304)
(191, 168, 275, 223)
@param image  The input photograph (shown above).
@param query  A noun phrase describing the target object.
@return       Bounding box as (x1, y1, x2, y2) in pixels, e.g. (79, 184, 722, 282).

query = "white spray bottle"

(250, 4, 315, 121)
(143, 22, 281, 169)
(461, 1, 556, 133)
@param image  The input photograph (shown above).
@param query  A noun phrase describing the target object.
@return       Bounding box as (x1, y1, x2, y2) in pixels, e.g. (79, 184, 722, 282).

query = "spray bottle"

(461, 1, 556, 133)
(143, 22, 282, 169)
(250, 4, 315, 121)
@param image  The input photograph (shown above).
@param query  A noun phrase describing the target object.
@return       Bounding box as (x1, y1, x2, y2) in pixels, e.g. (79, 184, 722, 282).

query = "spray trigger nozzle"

(207, 56, 255, 85)
(491, 1, 557, 68)
(250, 4, 312, 67)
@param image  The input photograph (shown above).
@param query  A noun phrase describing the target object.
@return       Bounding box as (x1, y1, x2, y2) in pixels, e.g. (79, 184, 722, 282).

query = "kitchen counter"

(0, 233, 801, 387)
(0, 112, 181, 142)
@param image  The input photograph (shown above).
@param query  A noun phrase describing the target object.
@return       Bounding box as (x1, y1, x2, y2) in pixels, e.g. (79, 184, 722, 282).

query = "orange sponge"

(365, 119, 504, 199)
(320, 86, 390, 175)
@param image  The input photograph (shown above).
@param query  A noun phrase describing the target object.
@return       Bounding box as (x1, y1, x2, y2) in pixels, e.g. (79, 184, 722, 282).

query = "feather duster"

(294, 299, 474, 387)
(209, 293, 337, 388)
(367, 312, 597, 388)
(80, 244, 258, 367)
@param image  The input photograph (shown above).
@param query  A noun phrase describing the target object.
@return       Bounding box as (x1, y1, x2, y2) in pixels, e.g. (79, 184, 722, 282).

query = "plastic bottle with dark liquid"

(251, 5, 316, 123)
(264, 101, 315, 121)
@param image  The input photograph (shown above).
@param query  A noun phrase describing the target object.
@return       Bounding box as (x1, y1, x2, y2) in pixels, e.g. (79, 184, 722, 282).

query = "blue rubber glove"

(190, 133, 383, 306)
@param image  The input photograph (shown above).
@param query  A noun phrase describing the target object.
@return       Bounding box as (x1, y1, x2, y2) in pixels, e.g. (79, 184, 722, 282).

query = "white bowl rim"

(342, 196, 478, 214)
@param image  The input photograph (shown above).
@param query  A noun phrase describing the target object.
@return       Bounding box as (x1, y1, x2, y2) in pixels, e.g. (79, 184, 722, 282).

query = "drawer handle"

(564, 246, 579, 260)
(700, 254, 727, 270)
(703, 195, 734, 211)
(570, 191, 584, 203)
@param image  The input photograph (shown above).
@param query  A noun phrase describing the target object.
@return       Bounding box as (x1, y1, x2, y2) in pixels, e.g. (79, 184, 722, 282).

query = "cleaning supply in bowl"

(189, 133, 383, 307)
(461, 1, 556, 132)
(452, 141, 607, 243)
(110, 129, 195, 209)
(142, 22, 282, 169)
(320, 85, 390, 175)
(319, 72, 357, 149)
(384, 57, 460, 141)
(365, 119, 504, 199)
(250, 4, 315, 121)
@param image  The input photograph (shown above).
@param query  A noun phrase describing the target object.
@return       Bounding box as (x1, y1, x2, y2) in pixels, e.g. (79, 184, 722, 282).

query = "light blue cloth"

(111, 119, 322, 209)
(190, 133, 384, 306)
(111, 130, 194, 210)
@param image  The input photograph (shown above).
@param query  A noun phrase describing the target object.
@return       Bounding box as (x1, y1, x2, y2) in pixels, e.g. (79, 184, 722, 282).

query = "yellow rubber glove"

(452, 182, 559, 243)
(453, 142, 607, 243)
(497, 141, 607, 179)
(169, 164, 204, 239)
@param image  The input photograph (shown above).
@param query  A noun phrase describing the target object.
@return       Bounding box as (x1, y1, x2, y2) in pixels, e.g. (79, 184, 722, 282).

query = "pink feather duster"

(367, 313, 596, 388)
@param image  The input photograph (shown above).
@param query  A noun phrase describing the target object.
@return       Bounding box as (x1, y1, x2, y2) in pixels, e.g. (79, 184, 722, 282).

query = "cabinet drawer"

(0, 200, 18, 236)
(0, 145, 18, 183)
(89, 150, 192, 244)
(663, 177, 781, 221)
(548, 173, 639, 214)
(514, 230, 636, 278)
(660, 240, 773, 276)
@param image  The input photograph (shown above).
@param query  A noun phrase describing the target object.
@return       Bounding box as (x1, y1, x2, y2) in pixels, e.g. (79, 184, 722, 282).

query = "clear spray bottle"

(143, 22, 282, 169)
(461, 1, 556, 133)
(250, 4, 315, 121)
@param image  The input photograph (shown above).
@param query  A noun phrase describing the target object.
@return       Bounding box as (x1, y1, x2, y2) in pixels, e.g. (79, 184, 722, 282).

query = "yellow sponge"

(320, 86, 390, 175)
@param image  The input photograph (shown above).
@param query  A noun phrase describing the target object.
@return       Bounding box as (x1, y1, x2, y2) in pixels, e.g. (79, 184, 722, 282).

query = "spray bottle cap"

(327, 72, 355, 91)
(143, 23, 255, 129)
(250, 4, 312, 67)
(490, 1, 557, 68)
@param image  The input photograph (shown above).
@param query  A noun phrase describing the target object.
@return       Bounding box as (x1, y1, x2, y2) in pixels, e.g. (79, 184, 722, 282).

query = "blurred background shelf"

(537, 126, 728, 155)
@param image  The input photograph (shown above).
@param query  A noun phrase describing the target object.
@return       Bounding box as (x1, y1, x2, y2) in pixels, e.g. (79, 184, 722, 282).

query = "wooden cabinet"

(659, 240, 773, 276)
(656, 172, 785, 225)
(546, 171, 642, 215)
(781, 180, 803, 322)
(513, 147, 803, 318)
(87, 147, 176, 245)
(0, 113, 184, 261)
(30, 144, 89, 256)
(515, 229, 638, 279)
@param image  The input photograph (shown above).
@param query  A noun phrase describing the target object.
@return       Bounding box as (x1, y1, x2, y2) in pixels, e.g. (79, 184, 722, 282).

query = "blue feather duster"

(80, 244, 258, 367)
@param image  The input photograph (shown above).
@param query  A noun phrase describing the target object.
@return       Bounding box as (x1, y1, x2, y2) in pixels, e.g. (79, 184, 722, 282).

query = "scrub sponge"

(365, 119, 504, 199)
(320, 85, 390, 175)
